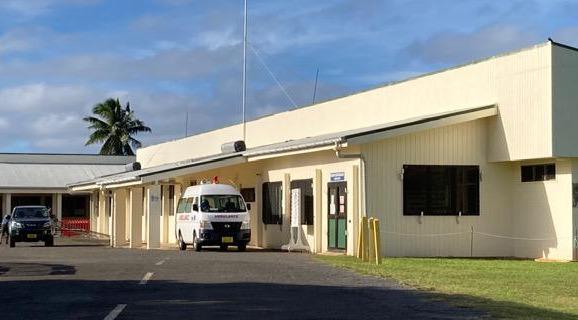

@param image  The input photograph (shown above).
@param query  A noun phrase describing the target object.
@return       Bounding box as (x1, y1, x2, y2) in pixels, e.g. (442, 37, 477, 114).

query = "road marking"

(103, 304, 126, 320)
(139, 272, 154, 285)
(155, 259, 165, 266)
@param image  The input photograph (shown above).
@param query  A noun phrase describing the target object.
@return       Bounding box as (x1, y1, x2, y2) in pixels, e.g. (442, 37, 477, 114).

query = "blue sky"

(0, 0, 577, 153)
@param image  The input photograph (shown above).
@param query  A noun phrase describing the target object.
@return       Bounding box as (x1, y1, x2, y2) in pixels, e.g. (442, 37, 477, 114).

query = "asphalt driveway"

(0, 240, 486, 319)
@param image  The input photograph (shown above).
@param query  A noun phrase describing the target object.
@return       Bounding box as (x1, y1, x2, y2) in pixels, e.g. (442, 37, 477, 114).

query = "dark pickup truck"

(8, 206, 55, 247)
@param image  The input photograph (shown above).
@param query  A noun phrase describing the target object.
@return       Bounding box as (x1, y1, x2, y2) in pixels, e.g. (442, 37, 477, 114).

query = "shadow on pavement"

(0, 279, 575, 320)
(0, 263, 76, 277)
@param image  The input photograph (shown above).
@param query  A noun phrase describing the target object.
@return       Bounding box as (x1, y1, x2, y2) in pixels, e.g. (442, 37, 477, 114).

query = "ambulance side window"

(176, 198, 187, 214)
(184, 198, 193, 213)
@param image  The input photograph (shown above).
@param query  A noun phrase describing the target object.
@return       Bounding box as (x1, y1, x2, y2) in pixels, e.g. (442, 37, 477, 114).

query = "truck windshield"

(200, 195, 246, 213)
(13, 208, 49, 219)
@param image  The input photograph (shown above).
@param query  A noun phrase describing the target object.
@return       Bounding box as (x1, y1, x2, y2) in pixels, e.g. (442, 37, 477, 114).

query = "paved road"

(0, 239, 486, 320)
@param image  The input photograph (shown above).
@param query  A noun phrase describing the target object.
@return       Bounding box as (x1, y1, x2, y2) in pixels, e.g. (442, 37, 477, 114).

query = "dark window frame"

(290, 179, 314, 226)
(240, 188, 256, 203)
(262, 182, 283, 225)
(403, 165, 480, 216)
(521, 163, 555, 182)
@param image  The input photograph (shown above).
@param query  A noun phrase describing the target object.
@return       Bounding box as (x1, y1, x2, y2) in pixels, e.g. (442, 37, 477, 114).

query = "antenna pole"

(185, 110, 188, 137)
(312, 68, 319, 104)
(242, 0, 248, 141)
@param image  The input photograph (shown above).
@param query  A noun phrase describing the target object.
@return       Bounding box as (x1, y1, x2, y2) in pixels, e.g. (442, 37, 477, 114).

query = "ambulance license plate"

(27, 234, 37, 239)
(222, 236, 233, 243)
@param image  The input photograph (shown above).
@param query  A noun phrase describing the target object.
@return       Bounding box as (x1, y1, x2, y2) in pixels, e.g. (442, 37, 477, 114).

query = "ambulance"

(175, 181, 251, 251)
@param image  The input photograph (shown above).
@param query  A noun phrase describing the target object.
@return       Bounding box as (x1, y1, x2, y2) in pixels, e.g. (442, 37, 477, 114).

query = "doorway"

(328, 182, 347, 251)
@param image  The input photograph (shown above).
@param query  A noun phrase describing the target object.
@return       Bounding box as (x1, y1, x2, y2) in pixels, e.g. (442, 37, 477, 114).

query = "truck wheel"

(219, 244, 228, 251)
(238, 243, 246, 252)
(178, 232, 187, 251)
(9, 236, 15, 248)
(193, 233, 202, 252)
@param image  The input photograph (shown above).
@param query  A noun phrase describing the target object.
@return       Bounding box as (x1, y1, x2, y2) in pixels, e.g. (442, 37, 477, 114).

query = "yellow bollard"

(361, 216, 369, 262)
(372, 218, 382, 265)
(356, 217, 364, 259)
(368, 217, 375, 263)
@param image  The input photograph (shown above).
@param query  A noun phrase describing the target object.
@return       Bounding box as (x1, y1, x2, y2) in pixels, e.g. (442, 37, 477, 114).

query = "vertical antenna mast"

(185, 110, 189, 137)
(312, 68, 319, 104)
(242, 0, 248, 141)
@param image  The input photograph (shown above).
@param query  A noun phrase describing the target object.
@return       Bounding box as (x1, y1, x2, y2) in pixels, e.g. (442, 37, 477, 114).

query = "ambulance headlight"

(199, 220, 212, 230)
(241, 221, 250, 230)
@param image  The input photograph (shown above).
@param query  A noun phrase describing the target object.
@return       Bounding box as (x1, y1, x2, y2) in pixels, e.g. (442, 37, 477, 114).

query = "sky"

(0, 0, 578, 153)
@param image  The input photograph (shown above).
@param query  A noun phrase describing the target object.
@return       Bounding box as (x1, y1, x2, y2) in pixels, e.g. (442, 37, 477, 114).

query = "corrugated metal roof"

(0, 163, 128, 189)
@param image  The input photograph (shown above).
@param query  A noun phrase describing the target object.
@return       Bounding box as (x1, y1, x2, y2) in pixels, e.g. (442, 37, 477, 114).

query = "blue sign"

(330, 172, 345, 182)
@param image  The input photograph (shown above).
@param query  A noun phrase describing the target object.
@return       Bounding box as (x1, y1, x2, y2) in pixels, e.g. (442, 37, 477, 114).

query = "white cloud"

(0, 84, 97, 112)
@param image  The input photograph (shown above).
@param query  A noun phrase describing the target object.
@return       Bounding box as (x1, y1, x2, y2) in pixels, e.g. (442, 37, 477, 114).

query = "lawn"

(317, 256, 578, 320)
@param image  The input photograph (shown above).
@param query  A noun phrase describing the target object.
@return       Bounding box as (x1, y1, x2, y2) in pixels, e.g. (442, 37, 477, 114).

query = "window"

(403, 165, 480, 216)
(184, 198, 194, 212)
(176, 198, 187, 213)
(240, 188, 256, 202)
(201, 195, 246, 212)
(291, 179, 314, 225)
(262, 182, 283, 224)
(521, 163, 555, 182)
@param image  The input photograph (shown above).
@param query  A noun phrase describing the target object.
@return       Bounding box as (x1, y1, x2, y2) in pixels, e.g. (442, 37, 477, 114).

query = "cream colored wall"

(361, 118, 516, 257)
(137, 43, 553, 168)
(511, 159, 574, 260)
(552, 46, 578, 157)
(258, 151, 360, 255)
(570, 159, 578, 260)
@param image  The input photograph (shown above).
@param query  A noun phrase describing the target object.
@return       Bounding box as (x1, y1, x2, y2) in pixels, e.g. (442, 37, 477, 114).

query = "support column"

(351, 165, 360, 257)
(56, 193, 63, 221)
(146, 185, 162, 249)
(129, 188, 143, 248)
(314, 169, 323, 253)
(112, 189, 127, 247)
(161, 186, 169, 244)
(2, 193, 11, 218)
(98, 190, 107, 234)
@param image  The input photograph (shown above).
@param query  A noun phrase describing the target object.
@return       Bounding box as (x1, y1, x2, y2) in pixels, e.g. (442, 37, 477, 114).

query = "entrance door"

(328, 182, 347, 250)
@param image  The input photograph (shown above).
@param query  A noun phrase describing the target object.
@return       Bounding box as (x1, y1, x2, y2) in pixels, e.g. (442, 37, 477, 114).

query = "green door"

(328, 182, 347, 250)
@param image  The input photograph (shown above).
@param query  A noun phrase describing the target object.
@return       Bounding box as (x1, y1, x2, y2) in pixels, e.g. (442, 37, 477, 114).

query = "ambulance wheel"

(193, 232, 202, 252)
(178, 232, 187, 251)
(219, 244, 228, 251)
(238, 243, 246, 252)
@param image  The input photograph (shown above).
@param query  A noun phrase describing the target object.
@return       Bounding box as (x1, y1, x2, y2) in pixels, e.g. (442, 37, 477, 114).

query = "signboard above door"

(330, 172, 345, 182)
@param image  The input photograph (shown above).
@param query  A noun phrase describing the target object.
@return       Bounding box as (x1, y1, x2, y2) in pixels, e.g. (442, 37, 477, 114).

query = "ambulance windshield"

(200, 195, 247, 213)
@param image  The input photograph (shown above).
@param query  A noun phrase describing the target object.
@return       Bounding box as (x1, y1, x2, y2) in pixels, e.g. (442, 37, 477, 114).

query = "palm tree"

(83, 98, 151, 155)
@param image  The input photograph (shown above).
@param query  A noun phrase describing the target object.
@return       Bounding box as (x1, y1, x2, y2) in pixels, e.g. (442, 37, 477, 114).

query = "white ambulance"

(175, 183, 251, 251)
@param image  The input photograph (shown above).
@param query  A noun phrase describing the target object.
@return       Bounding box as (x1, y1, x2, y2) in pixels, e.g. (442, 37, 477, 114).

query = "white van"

(175, 183, 251, 251)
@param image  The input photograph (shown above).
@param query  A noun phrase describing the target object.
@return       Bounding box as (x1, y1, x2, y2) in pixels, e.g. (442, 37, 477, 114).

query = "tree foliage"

(83, 98, 151, 155)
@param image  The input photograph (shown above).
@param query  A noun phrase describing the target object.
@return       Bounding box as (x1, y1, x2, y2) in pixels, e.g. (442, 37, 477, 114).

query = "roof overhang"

(344, 104, 497, 145)
(68, 154, 246, 191)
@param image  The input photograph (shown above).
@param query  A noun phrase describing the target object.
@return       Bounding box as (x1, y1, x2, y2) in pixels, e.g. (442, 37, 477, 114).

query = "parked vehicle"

(8, 206, 55, 247)
(175, 183, 251, 252)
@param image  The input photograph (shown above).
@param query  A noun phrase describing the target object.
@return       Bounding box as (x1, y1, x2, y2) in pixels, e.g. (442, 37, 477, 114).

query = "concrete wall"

(137, 42, 555, 168)
(511, 159, 574, 260)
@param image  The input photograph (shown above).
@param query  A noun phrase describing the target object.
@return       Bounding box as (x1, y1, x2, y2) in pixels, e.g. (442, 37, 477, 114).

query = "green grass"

(316, 256, 578, 320)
